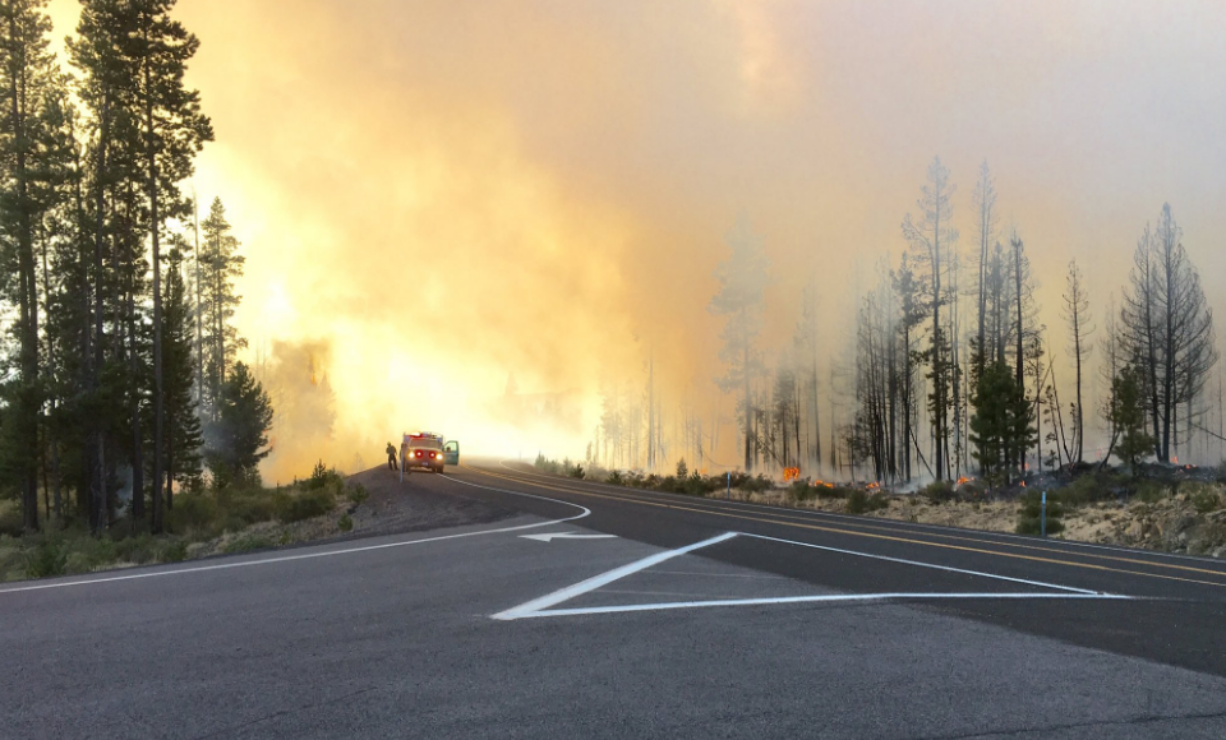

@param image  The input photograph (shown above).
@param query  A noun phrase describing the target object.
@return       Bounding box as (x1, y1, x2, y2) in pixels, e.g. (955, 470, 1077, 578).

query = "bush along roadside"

(0, 461, 371, 583)
(1016, 490, 1064, 536)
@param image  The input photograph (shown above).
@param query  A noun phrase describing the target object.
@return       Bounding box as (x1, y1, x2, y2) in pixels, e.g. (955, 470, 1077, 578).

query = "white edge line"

(493, 459, 1224, 565)
(492, 531, 738, 620)
(0, 475, 590, 596)
(739, 532, 1104, 595)
(507, 592, 1133, 619)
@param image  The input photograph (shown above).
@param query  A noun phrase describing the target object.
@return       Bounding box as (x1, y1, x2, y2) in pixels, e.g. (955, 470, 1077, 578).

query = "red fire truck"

(401, 432, 460, 474)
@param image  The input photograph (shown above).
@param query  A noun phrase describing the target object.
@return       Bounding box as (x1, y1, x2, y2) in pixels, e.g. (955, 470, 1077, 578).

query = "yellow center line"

(461, 464, 1226, 591)
(487, 464, 1226, 579)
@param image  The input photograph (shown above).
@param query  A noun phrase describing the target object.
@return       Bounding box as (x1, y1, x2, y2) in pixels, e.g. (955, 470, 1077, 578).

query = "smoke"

(251, 340, 338, 483)
(44, 0, 1226, 473)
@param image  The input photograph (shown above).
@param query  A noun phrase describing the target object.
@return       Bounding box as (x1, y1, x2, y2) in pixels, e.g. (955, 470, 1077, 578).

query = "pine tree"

(70, 0, 141, 533)
(207, 361, 272, 487)
(1110, 365, 1154, 476)
(161, 239, 202, 502)
(199, 196, 244, 423)
(970, 361, 1035, 485)
(0, 0, 56, 531)
(124, 0, 212, 532)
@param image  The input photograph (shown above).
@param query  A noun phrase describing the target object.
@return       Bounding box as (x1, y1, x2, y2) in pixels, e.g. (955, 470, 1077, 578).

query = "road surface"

(2, 458, 1225, 738)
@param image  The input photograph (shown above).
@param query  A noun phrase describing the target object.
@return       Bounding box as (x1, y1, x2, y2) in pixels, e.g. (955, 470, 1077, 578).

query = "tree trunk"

(146, 53, 165, 533)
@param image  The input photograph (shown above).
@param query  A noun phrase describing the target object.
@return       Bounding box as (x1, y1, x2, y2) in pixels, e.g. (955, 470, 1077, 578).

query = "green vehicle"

(443, 440, 460, 466)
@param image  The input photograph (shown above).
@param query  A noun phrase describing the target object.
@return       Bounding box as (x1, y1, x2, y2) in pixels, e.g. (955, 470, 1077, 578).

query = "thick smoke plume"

(46, 0, 1226, 474)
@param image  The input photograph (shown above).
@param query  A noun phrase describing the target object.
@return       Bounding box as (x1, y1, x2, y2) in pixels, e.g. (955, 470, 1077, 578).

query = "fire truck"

(401, 432, 460, 474)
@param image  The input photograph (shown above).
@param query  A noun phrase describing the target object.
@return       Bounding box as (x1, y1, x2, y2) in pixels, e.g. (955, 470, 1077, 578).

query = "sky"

(45, 0, 1226, 478)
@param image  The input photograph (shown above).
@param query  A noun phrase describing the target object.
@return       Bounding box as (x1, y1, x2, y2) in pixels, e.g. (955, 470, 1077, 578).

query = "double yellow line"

(462, 463, 1226, 592)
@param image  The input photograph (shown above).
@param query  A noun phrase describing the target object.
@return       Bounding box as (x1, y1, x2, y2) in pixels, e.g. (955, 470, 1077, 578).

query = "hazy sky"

(46, 0, 1226, 474)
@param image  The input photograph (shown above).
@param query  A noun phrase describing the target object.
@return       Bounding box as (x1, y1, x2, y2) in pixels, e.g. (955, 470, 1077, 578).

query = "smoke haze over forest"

(45, 0, 1226, 479)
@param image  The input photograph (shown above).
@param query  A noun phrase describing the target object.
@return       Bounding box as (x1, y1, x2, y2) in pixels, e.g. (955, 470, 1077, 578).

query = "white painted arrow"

(520, 532, 618, 543)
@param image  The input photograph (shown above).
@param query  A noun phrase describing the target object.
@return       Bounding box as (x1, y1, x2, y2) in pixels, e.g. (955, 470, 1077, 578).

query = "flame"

(812, 480, 834, 489)
(1019, 480, 1026, 487)
(956, 476, 975, 486)
(1173, 456, 1179, 464)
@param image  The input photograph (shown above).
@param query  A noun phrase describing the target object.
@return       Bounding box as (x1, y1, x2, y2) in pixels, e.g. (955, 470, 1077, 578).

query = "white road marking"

(0, 477, 590, 596)
(493, 530, 1128, 620)
(492, 532, 738, 620)
(508, 592, 1132, 619)
(739, 532, 1102, 595)
(520, 533, 618, 542)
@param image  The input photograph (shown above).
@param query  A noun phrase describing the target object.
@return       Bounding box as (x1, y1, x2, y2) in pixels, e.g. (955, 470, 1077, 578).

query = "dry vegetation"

(539, 456, 1226, 559)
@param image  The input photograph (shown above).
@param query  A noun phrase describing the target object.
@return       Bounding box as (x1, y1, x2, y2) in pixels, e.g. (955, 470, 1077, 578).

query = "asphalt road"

(3, 458, 1225, 739)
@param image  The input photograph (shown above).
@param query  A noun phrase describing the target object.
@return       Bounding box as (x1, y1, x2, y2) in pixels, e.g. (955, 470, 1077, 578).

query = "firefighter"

(386, 441, 399, 471)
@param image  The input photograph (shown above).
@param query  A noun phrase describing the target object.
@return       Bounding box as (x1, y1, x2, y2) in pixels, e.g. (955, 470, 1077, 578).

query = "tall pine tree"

(162, 238, 201, 504)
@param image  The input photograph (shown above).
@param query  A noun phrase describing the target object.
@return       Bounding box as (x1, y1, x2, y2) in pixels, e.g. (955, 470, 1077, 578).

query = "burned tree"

(901, 157, 958, 481)
(710, 215, 768, 472)
(1120, 205, 1217, 463)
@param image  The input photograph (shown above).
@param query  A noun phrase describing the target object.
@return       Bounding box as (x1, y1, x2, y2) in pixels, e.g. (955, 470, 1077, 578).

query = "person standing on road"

(386, 442, 399, 471)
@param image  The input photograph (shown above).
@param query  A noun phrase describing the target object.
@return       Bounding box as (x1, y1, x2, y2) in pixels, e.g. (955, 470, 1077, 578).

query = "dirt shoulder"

(343, 466, 515, 537)
(710, 484, 1226, 558)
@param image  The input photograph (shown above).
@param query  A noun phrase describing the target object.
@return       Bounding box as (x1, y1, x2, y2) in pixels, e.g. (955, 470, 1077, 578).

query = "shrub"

(921, 480, 956, 504)
(1134, 480, 1167, 503)
(1016, 491, 1064, 535)
(24, 537, 67, 578)
(161, 539, 188, 563)
(0, 502, 22, 538)
(741, 474, 773, 494)
(789, 479, 816, 503)
(113, 534, 157, 565)
(816, 484, 850, 500)
(346, 483, 370, 507)
(606, 470, 625, 486)
(1189, 487, 1223, 514)
(683, 471, 708, 496)
(167, 492, 220, 534)
(222, 534, 274, 554)
(276, 487, 336, 523)
(568, 465, 586, 480)
(846, 490, 890, 515)
(676, 459, 689, 479)
(307, 460, 344, 491)
(1060, 473, 1125, 508)
(338, 513, 354, 532)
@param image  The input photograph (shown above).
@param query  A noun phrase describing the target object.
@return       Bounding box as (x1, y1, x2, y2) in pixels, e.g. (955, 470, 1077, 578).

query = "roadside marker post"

(726, 472, 731, 500)
(1041, 491, 1047, 538)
